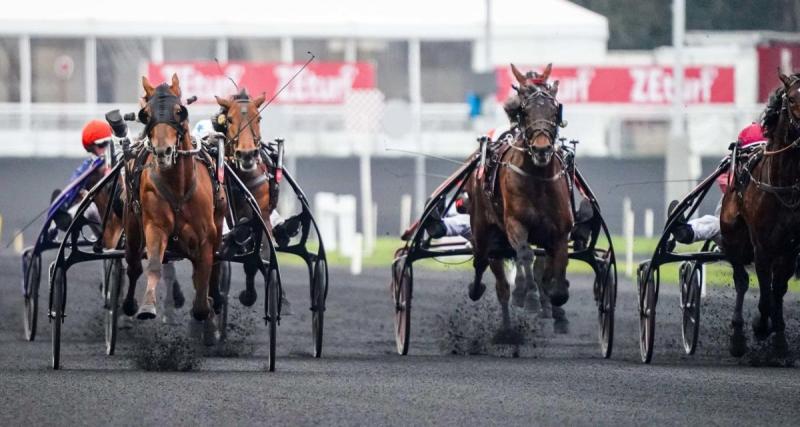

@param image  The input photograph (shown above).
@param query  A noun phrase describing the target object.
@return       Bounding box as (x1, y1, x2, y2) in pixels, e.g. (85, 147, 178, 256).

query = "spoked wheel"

(391, 257, 412, 355)
(266, 268, 279, 372)
(50, 263, 66, 370)
(218, 261, 232, 342)
(104, 259, 124, 356)
(311, 258, 327, 358)
(596, 258, 617, 359)
(679, 261, 702, 355)
(637, 263, 658, 364)
(22, 251, 41, 342)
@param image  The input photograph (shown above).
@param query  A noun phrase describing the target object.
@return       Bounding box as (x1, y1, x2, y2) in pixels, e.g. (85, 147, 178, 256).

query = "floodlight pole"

(665, 0, 696, 215)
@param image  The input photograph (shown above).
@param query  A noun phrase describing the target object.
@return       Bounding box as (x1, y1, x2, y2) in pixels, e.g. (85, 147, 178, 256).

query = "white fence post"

(400, 194, 412, 236)
(350, 233, 363, 276)
(337, 195, 358, 257)
(644, 209, 654, 238)
(314, 192, 338, 252)
(623, 197, 635, 277)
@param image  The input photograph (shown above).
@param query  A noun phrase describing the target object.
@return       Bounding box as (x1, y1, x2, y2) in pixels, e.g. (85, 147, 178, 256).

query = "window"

(164, 38, 215, 61)
(358, 40, 408, 101)
(0, 38, 20, 102)
(31, 38, 85, 103)
(229, 39, 281, 61)
(293, 39, 344, 62)
(421, 41, 473, 103)
(97, 38, 150, 103)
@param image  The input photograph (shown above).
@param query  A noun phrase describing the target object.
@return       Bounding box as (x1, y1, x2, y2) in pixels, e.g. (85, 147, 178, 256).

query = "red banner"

(496, 65, 735, 104)
(757, 43, 800, 102)
(147, 62, 375, 104)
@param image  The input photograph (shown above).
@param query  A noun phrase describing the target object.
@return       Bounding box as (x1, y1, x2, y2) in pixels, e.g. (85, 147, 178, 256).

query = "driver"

(669, 122, 766, 244)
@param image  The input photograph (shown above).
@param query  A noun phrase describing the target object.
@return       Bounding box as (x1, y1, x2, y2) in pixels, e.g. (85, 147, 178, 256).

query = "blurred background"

(0, 0, 798, 249)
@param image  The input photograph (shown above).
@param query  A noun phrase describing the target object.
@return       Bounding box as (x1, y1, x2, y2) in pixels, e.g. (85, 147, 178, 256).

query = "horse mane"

(761, 85, 785, 139)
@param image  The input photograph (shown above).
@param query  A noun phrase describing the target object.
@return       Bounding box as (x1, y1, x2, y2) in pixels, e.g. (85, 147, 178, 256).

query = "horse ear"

(550, 80, 559, 97)
(254, 93, 266, 108)
(779, 71, 793, 88)
(215, 95, 231, 109)
(541, 63, 553, 81)
(170, 73, 182, 98)
(141, 76, 155, 98)
(510, 63, 527, 86)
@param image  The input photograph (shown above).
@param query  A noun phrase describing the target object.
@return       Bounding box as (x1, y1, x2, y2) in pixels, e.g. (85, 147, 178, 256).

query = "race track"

(1, 254, 798, 426)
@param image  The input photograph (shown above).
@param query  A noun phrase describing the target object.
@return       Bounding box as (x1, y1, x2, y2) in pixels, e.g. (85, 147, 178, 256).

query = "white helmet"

(192, 119, 213, 140)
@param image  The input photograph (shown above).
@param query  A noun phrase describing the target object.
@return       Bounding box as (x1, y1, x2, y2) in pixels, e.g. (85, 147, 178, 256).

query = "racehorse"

(721, 71, 800, 361)
(213, 89, 277, 307)
(121, 74, 226, 341)
(466, 64, 573, 337)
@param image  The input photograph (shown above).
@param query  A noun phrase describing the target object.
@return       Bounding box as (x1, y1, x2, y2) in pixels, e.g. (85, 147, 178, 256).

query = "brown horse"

(213, 89, 277, 306)
(721, 72, 800, 360)
(467, 64, 573, 336)
(121, 74, 226, 340)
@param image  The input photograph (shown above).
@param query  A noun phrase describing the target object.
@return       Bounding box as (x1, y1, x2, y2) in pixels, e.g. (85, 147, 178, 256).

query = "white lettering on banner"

(555, 68, 594, 103)
(278, 65, 360, 103)
(630, 67, 720, 104)
(158, 65, 246, 101)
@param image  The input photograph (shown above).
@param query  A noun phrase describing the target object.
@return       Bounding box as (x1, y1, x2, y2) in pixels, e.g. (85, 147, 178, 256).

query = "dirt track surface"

(1, 254, 799, 426)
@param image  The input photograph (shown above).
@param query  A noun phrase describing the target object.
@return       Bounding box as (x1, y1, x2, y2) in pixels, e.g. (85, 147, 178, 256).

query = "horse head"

(510, 63, 562, 167)
(139, 74, 189, 170)
(779, 71, 800, 127)
(214, 88, 266, 172)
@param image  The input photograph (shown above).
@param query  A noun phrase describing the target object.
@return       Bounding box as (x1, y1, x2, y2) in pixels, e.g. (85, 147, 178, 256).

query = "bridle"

(138, 84, 198, 165)
(509, 85, 562, 161)
(215, 94, 263, 171)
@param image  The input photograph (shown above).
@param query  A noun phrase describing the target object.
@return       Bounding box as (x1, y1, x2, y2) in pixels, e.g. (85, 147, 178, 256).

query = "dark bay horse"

(466, 64, 573, 336)
(213, 89, 277, 306)
(121, 74, 226, 341)
(721, 72, 800, 360)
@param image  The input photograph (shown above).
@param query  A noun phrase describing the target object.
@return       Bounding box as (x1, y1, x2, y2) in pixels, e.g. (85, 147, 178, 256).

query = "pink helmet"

(737, 122, 766, 147)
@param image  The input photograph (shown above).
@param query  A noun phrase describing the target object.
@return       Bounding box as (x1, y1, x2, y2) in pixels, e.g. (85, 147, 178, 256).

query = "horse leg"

(511, 258, 527, 308)
(545, 239, 570, 307)
(768, 255, 792, 358)
(533, 256, 551, 318)
(160, 262, 181, 325)
(752, 253, 773, 340)
(729, 263, 749, 357)
(489, 259, 513, 330)
(137, 225, 168, 320)
(209, 260, 223, 314)
(122, 251, 142, 317)
(190, 244, 215, 321)
(239, 261, 259, 306)
(470, 254, 489, 302)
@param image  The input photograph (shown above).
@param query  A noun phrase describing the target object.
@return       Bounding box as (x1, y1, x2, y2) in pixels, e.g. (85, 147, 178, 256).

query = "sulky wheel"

(50, 263, 66, 370)
(596, 258, 617, 359)
(104, 259, 124, 356)
(266, 268, 279, 372)
(392, 257, 412, 355)
(22, 251, 41, 342)
(637, 263, 658, 364)
(218, 261, 232, 342)
(679, 261, 702, 355)
(312, 258, 327, 358)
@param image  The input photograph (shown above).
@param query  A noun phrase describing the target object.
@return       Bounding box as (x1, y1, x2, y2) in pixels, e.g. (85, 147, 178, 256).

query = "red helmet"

(81, 120, 112, 152)
(737, 122, 766, 147)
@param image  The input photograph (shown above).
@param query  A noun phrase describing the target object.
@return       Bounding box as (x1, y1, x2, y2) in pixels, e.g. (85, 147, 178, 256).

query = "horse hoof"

(212, 294, 226, 314)
(538, 306, 552, 319)
(118, 315, 134, 330)
(122, 298, 138, 317)
(136, 303, 157, 320)
(752, 315, 771, 341)
(772, 331, 789, 358)
(553, 318, 570, 335)
(511, 289, 526, 308)
(491, 327, 523, 346)
(729, 332, 747, 358)
(191, 307, 211, 322)
(238, 289, 257, 307)
(172, 281, 185, 309)
(468, 282, 486, 302)
(203, 318, 219, 347)
(549, 289, 569, 307)
(161, 308, 180, 326)
(523, 292, 541, 314)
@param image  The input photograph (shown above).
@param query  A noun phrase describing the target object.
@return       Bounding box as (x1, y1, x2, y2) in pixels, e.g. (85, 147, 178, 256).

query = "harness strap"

(501, 161, 566, 181)
(244, 173, 269, 190)
(149, 160, 198, 215)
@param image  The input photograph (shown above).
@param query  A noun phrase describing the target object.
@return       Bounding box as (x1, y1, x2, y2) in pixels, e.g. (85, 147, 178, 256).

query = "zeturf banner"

(496, 65, 735, 104)
(147, 62, 375, 104)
